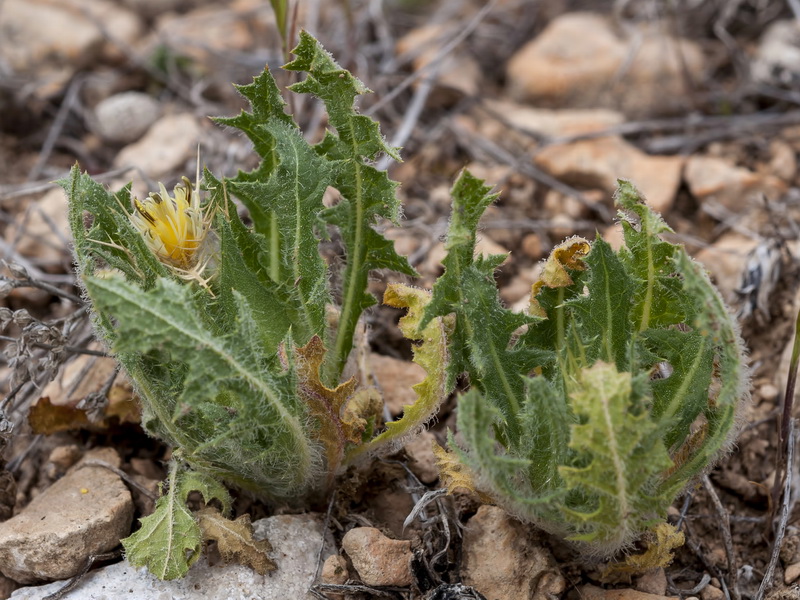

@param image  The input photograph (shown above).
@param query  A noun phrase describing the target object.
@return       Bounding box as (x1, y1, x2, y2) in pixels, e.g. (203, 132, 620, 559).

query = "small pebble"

(700, 583, 726, 600)
(94, 92, 160, 144)
(785, 562, 800, 585)
(321, 554, 349, 584)
(759, 384, 779, 403)
(635, 568, 667, 596)
(47, 445, 82, 472)
(342, 527, 412, 587)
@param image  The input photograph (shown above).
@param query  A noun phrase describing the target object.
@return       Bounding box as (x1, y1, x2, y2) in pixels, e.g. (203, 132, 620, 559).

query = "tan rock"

(506, 12, 705, 116)
(342, 527, 412, 587)
(5, 188, 70, 268)
(694, 232, 759, 302)
(396, 24, 482, 106)
(684, 155, 786, 212)
(93, 92, 161, 144)
(320, 554, 348, 600)
(485, 99, 624, 138)
(507, 13, 623, 106)
(785, 562, 800, 585)
(579, 583, 678, 600)
(635, 568, 667, 596)
(461, 505, 565, 600)
(535, 136, 683, 215)
(321, 554, 349, 585)
(114, 113, 202, 180)
(0, 448, 132, 583)
(153, 2, 270, 66)
(700, 584, 726, 600)
(404, 430, 439, 484)
(370, 353, 426, 417)
(0, 0, 142, 96)
(685, 155, 758, 196)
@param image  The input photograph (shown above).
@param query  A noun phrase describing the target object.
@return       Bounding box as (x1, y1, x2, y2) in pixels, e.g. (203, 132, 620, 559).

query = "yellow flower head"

(130, 176, 210, 272)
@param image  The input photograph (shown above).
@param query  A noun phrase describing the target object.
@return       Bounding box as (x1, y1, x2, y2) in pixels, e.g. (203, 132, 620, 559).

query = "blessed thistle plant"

(428, 175, 749, 554)
(63, 33, 454, 579)
(63, 32, 748, 579)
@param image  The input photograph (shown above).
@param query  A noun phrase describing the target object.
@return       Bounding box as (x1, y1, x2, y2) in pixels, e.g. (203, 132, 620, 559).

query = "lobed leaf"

(82, 275, 318, 496)
(423, 171, 543, 447)
(615, 179, 688, 331)
(196, 507, 276, 575)
(558, 362, 673, 546)
(349, 284, 455, 459)
(568, 237, 634, 370)
(228, 119, 334, 340)
(285, 31, 416, 382)
(123, 463, 223, 580)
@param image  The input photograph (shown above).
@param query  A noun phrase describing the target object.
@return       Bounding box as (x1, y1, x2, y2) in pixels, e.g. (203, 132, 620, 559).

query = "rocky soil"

(1, 1, 800, 599)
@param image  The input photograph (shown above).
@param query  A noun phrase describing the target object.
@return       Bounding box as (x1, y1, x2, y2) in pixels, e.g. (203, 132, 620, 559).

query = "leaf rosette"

(63, 33, 449, 578)
(430, 175, 749, 553)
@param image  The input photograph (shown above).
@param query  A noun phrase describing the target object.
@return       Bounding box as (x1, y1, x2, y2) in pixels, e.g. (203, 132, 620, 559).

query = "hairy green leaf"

(423, 171, 543, 447)
(616, 180, 688, 331)
(82, 275, 317, 496)
(122, 462, 229, 580)
(558, 362, 672, 546)
(569, 237, 634, 370)
(229, 120, 334, 340)
(285, 31, 416, 382)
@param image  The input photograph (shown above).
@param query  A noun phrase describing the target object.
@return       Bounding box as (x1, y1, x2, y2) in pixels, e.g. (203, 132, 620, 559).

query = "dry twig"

(756, 423, 797, 600)
(27, 75, 85, 182)
(77, 459, 158, 501)
(448, 121, 613, 223)
(702, 474, 740, 600)
(365, 1, 497, 117)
